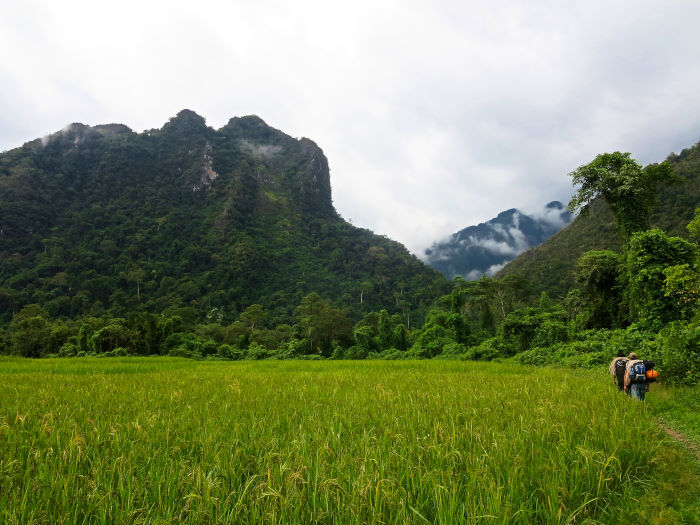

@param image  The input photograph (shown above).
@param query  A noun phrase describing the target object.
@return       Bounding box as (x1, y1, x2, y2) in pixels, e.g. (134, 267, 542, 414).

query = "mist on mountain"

(423, 202, 572, 280)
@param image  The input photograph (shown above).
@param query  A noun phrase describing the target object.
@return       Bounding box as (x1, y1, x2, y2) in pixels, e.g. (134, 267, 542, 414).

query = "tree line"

(1, 152, 697, 386)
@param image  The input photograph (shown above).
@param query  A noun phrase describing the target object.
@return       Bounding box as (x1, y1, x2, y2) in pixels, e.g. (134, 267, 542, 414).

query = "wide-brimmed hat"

(628, 352, 638, 359)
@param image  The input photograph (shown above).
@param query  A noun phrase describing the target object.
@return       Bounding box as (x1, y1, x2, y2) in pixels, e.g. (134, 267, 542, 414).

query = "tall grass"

(0, 358, 665, 523)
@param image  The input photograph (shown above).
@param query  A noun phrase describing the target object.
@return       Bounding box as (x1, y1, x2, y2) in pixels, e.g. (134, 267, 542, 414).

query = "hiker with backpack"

(609, 351, 628, 392)
(624, 352, 650, 401)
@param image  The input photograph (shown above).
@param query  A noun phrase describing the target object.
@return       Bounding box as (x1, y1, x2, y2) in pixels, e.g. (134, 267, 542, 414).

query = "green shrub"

(464, 337, 506, 361)
(409, 323, 453, 358)
(168, 347, 193, 358)
(368, 348, 405, 360)
(58, 342, 78, 357)
(96, 347, 129, 358)
(440, 341, 467, 357)
(515, 345, 607, 369)
(275, 338, 307, 359)
(330, 346, 345, 360)
(514, 346, 558, 367)
(650, 320, 699, 386)
(566, 327, 656, 358)
(163, 332, 215, 357)
(90, 324, 135, 354)
(246, 342, 276, 360)
(407, 332, 454, 358)
(559, 351, 608, 369)
(344, 345, 368, 360)
(532, 320, 570, 347)
(216, 344, 245, 360)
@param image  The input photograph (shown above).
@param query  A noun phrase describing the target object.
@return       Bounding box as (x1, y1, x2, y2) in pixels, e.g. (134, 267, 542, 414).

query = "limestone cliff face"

(16, 109, 336, 219)
(295, 137, 334, 218)
(0, 110, 446, 325)
(219, 114, 334, 218)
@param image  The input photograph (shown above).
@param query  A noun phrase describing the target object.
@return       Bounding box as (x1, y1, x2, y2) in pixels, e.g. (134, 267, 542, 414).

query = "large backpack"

(628, 361, 647, 384)
(614, 359, 627, 383)
(644, 360, 658, 383)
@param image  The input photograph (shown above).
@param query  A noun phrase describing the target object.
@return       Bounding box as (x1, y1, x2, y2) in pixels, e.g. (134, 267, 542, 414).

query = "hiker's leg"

(630, 384, 645, 401)
(629, 384, 637, 399)
(637, 385, 646, 401)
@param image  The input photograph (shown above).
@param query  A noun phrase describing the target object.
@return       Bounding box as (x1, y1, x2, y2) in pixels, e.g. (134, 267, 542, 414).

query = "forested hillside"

(1, 119, 697, 375)
(0, 110, 447, 331)
(497, 141, 700, 297)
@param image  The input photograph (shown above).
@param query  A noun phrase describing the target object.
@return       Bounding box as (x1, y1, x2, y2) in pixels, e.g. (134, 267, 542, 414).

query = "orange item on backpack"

(646, 369, 659, 380)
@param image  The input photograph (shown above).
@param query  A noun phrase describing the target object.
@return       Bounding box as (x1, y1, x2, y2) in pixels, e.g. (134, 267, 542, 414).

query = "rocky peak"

(161, 109, 210, 140)
(425, 202, 573, 280)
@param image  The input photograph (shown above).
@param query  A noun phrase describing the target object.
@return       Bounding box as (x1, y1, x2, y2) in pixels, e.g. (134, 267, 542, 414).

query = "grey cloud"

(1, 1, 699, 256)
(464, 263, 506, 281)
(528, 204, 572, 230)
(239, 140, 283, 159)
(467, 237, 522, 258)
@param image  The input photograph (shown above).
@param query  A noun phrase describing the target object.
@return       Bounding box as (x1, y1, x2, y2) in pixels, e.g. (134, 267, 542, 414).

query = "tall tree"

(573, 250, 622, 328)
(568, 152, 677, 239)
(240, 304, 268, 332)
(295, 293, 351, 356)
(7, 305, 52, 357)
(376, 309, 393, 349)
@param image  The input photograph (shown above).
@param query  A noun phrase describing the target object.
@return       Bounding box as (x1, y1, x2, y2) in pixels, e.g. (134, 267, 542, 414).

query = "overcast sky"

(2, 1, 699, 255)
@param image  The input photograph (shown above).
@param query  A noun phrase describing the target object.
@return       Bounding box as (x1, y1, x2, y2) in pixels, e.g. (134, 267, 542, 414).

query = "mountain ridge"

(0, 110, 448, 327)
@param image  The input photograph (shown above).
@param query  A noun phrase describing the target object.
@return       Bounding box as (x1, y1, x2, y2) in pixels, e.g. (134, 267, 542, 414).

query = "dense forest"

(0, 110, 447, 352)
(1, 114, 697, 386)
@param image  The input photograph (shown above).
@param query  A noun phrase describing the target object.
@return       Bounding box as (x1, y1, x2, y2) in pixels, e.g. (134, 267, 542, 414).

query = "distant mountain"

(423, 202, 572, 280)
(0, 110, 448, 327)
(497, 141, 700, 297)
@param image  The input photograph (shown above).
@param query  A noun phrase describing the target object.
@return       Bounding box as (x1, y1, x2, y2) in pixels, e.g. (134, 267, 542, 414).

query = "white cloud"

(506, 227, 529, 254)
(464, 269, 485, 281)
(485, 263, 506, 277)
(1, 0, 699, 255)
(528, 204, 572, 230)
(466, 237, 520, 257)
(463, 262, 507, 281)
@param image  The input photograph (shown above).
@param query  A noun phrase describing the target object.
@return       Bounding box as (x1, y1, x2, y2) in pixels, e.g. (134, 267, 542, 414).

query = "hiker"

(624, 352, 649, 401)
(608, 351, 628, 392)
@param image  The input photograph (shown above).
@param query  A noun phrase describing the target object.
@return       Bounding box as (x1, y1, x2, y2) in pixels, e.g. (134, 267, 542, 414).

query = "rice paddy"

(0, 358, 678, 523)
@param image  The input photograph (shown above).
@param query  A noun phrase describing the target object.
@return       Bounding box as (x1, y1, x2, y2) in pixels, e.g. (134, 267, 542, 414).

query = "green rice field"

(0, 358, 695, 523)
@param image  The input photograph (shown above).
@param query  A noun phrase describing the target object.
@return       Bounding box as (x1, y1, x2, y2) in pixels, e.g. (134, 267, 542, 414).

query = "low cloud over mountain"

(424, 202, 572, 280)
